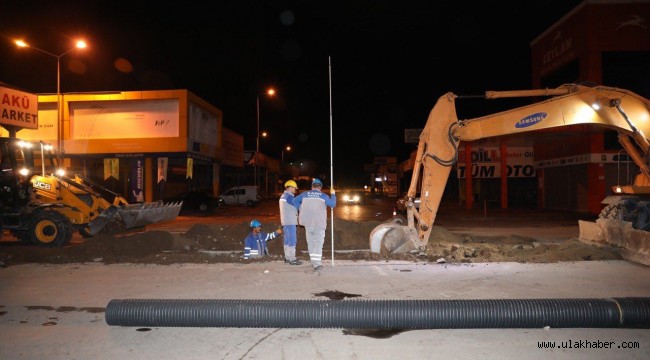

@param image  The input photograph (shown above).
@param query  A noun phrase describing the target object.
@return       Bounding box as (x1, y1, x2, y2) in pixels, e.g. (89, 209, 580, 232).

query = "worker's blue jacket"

(293, 189, 336, 230)
(243, 230, 280, 259)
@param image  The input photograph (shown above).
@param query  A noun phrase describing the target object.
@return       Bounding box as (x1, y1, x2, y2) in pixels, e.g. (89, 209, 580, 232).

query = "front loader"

(0, 138, 182, 246)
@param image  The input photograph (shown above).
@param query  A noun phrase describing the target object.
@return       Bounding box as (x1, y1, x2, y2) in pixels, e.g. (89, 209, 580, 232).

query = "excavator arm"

(370, 83, 650, 254)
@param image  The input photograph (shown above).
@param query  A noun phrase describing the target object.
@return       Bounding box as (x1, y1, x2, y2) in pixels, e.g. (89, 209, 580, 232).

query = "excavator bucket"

(116, 201, 183, 230)
(369, 219, 420, 254)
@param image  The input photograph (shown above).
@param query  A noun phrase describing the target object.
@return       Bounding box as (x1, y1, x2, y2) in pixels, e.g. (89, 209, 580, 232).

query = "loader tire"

(29, 210, 73, 247)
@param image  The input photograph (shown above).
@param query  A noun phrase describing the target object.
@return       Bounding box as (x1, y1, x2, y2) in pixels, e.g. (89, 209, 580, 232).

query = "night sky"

(0, 0, 584, 186)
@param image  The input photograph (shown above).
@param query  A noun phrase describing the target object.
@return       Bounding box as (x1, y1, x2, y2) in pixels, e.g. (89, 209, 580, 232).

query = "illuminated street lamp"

(281, 145, 291, 162)
(15, 38, 88, 160)
(255, 88, 275, 189)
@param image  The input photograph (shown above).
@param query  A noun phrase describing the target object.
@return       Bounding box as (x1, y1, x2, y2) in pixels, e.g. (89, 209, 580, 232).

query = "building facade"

(3, 90, 228, 202)
(530, 0, 649, 213)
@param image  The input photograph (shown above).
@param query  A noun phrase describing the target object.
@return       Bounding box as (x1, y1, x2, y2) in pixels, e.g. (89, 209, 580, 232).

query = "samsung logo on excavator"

(515, 112, 547, 128)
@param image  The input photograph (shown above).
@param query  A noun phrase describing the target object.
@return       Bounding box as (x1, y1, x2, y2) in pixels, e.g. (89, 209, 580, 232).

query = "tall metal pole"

(328, 56, 335, 266)
(14, 39, 87, 163)
(56, 56, 62, 163)
(255, 95, 260, 189)
(254, 88, 275, 195)
(281, 146, 290, 165)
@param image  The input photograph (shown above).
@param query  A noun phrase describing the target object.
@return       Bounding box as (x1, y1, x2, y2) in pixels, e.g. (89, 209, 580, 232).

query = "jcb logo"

(33, 181, 52, 190)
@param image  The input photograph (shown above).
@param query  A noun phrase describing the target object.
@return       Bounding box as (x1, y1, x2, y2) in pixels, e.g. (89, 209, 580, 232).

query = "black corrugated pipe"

(105, 297, 650, 329)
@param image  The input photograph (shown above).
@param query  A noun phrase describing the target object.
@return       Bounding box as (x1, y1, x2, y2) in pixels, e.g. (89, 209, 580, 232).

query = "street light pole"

(15, 39, 87, 162)
(282, 145, 291, 162)
(56, 55, 62, 161)
(255, 95, 260, 189)
(254, 88, 275, 192)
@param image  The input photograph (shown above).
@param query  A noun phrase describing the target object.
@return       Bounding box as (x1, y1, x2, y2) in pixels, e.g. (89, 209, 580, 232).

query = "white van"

(218, 186, 261, 206)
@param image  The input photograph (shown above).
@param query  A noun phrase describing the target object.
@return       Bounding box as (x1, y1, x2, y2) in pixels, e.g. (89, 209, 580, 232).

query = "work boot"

(289, 259, 303, 265)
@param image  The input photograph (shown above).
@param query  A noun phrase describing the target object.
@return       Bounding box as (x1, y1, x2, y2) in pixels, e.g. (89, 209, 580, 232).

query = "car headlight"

(343, 194, 351, 201)
(352, 195, 360, 202)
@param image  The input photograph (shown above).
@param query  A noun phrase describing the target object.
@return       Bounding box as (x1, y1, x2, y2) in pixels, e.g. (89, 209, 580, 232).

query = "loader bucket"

(116, 201, 183, 229)
(88, 206, 120, 235)
(369, 220, 420, 254)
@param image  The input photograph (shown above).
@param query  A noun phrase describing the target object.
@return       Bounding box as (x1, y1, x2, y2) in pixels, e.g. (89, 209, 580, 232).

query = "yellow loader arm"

(370, 83, 650, 254)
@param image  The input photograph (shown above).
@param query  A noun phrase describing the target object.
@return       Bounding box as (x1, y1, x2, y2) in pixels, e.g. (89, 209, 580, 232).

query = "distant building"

(0, 89, 280, 202)
(530, 0, 649, 213)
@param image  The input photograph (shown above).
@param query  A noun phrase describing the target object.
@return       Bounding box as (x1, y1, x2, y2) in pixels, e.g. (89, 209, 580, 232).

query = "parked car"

(164, 191, 224, 213)
(218, 185, 261, 207)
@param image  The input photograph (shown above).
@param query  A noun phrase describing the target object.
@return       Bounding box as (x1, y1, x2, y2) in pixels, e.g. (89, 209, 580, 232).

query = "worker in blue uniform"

(292, 178, 336, 270)
(279, 180, 302, 265)
(243, 219, 282, 259)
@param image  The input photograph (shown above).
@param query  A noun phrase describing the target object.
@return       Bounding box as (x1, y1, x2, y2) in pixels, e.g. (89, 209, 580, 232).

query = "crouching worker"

(243, 219, 283, 260)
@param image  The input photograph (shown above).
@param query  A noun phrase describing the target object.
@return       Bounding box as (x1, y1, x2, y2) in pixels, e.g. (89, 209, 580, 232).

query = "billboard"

(70, 99, 179, 139)
(0, 86, 38, 131)
(456, 147, 536, 178)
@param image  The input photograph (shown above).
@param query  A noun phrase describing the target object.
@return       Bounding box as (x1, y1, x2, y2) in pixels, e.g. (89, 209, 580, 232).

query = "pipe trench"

(105, 297, 650, 329)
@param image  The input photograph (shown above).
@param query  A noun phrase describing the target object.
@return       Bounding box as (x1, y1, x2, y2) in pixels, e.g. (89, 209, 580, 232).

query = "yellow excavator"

(370, 83, 650, 254)
(0, 138, 182, 246)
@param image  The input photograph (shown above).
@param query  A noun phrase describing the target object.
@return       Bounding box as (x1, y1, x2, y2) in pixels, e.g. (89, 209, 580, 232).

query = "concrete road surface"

(1, 260, 649, 359)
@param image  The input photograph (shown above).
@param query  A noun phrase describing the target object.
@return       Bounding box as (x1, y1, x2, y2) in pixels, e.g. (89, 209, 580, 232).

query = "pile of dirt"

(426, 226, 616, 263)
(0, 219, 622, 267)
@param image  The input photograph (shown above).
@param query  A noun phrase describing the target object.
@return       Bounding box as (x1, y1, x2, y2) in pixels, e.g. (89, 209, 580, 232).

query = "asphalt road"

(146, 196, 585, 244)
(1, 260, 649, 360)
(148, 195, 397, 232)
(1, 195, 584, 245)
